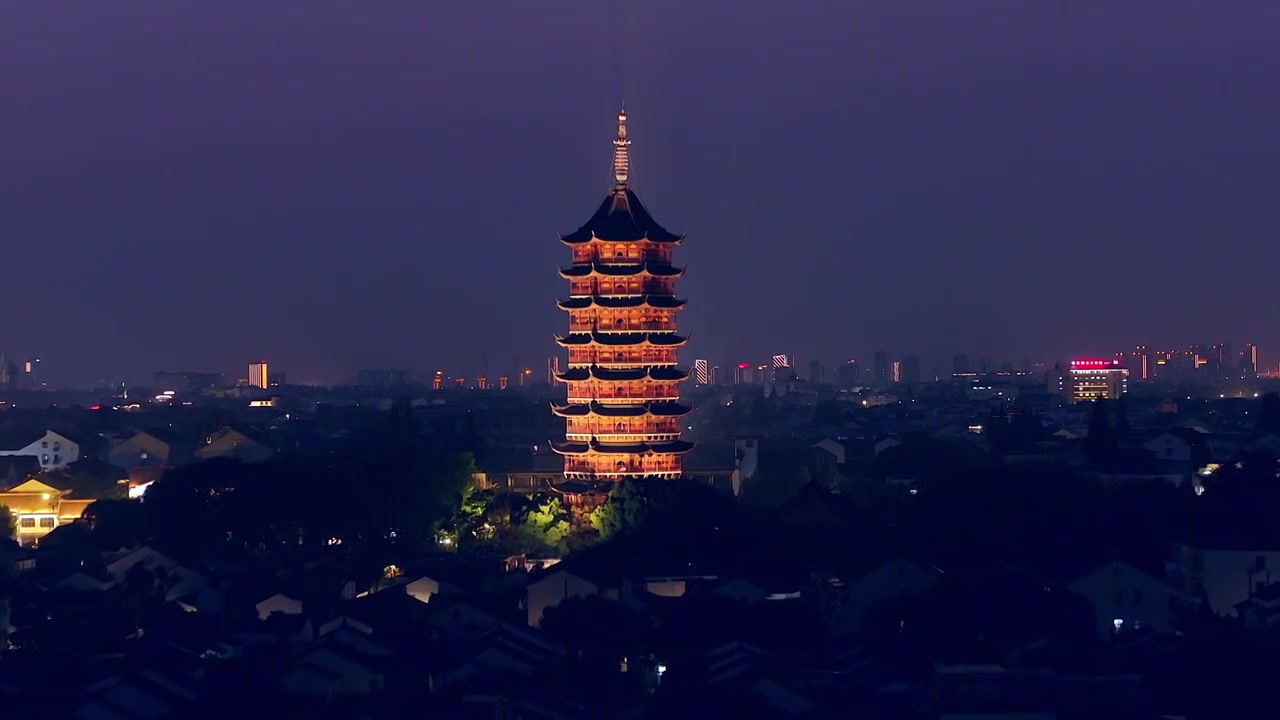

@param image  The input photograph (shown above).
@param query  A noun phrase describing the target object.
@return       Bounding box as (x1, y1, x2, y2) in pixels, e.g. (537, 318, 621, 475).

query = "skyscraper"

(807, 359, 825, 385)
(874, 351, 889, 383)
(1242, 343, 1259, 376)
(694, 358, 709, 385)
(551, 109, 693, 486)
(901, 355, 921, 383)
(247, 360, 268, 389)
(837, 359, 860, 389)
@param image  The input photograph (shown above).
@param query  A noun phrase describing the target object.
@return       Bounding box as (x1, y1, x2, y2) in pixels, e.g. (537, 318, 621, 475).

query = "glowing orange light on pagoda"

(550, 108, 694, 485)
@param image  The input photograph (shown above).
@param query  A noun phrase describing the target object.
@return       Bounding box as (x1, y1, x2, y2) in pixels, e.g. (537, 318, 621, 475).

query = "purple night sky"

(2, 1, 1278, 384)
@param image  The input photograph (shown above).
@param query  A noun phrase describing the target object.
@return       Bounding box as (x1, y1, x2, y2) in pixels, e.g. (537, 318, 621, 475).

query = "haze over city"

(4, 0, 1279, 385)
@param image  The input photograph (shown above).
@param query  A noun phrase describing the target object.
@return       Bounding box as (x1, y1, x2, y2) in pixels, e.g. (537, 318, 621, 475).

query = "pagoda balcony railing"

(572, 248, 673, 264)
(568, 388, 681, 401)
(563, 458, 683, 475)
(567, 321, 675, 332)
(568, 350, 679, 364)
(566, 422, 683, 435)
(565, 433, 683, 443)
(568, 281, 677, 297)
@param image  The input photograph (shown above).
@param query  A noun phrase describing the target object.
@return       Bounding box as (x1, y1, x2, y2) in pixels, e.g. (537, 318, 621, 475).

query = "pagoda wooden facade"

(551, 109, 693, 483)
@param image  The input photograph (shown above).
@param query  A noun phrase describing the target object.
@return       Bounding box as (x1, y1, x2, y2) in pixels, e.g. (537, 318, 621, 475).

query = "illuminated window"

(39, 517, 54, 528)
(19, 518, 34, 528)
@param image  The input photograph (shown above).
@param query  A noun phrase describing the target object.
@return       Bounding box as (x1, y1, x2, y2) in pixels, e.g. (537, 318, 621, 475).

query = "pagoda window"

(615, 422, 626, 432)
(616, 386, 625, 396)
(615, 352, 625, 362)
(616, 461, 627, 473)
(615, 318, 624, 327)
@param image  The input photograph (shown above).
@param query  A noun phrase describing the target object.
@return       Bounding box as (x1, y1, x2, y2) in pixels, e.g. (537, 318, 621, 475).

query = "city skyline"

(5, 2, 1280, 385)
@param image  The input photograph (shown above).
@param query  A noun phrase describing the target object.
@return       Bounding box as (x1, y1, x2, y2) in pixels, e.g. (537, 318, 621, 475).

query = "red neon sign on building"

(1070, 359, 1119, 369)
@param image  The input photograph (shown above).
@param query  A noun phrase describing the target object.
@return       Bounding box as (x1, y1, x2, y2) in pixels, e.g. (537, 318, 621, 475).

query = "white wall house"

(1171, 544, 1280, 615)
(0, 430, 80, 470)
(1143, 433, 1193, 464)
(1067, 560, 1181, 637)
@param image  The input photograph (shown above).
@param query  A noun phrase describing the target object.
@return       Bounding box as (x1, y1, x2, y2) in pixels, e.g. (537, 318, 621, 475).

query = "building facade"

(551, 109, 693, 486)
(1050, 359, 1130, 402)
(248, 360, 269, 389)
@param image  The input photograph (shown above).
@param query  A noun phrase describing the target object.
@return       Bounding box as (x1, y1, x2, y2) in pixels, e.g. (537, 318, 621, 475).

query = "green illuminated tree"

(521, 495, 571, 548)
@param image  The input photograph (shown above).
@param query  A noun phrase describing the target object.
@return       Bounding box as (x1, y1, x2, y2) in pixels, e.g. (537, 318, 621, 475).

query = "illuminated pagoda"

(551, 108, 693, 486)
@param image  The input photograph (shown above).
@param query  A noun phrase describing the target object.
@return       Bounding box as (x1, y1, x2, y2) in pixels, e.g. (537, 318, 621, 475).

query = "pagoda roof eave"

(559, 188, 683, 244)
(559, 233, 685, 246)
(555, 332, 689, 348)
(557, 295, 687, 311)
(554, 365, 691, 382)
(558, 262, 685, 280)
(550, 401, 692, 418)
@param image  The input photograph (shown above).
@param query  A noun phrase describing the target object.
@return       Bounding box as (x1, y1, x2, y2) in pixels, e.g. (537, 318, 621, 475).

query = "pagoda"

(551, 109, 694, 485)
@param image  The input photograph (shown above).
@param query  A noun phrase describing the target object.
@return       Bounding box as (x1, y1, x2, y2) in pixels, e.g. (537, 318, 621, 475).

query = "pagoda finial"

(612, 106, 631, 186)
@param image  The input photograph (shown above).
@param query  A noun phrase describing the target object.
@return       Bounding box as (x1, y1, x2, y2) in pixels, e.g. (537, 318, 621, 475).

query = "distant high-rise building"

(734, 363, 752, 384)
(155, 371, 223, 393)
(1242, 343, 1259, 376)
(952, 353, 970, 374)
(247, 360, 269, 390)
(21, 358, 42, 390)
(710, 365, 721, 385)
(770, 354, 791, 383)
(546, 356, 560, 385)
(433, 371, 444, 391)
(891, 360, 902, 383)
(1052, 359, 1129, 402)
(901, 356, 921, 383)
(1121, 346, 1151, 381)
(356, 369, 410, 388)
(874, 351, 889, 383)
(694, 359, 709, 385)
(807, 359, 825, 385)
(837, 359, 860, 389)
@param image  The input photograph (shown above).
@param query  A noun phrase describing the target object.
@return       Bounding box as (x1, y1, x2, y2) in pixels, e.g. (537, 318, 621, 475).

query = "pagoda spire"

(612, 106, 631, 186)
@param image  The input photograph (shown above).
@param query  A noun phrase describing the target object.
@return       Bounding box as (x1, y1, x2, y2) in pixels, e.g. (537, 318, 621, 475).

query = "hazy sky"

(3, 1, 1279, 384)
